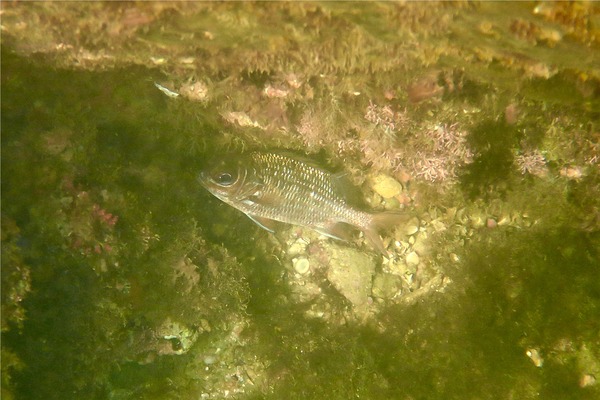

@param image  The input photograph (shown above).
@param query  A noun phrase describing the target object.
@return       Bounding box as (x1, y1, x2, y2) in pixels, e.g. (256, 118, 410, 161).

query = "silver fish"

(199, 151, 408, 253)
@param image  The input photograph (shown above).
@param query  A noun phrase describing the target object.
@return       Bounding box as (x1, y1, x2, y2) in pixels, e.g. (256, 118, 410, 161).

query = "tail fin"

(364, 211, 413, 255)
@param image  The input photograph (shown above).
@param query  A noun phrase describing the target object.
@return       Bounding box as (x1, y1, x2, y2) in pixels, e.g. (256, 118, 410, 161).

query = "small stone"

(406, 251, 420, 266)
(431, 219, 446, 232)
(411, 233, 428, 255)
(580, 374, 596, 388)
(288, 239, 308, 257)
(199, 318, 211, 332)
(526, 348, 543, 367)
(396, 170, 411, 184)
(293, 257, 310, 275)
(560, 166, 584, 180)
(404, 218, 420, 235)
(469, 213, 485, 228)
(497, 216, 510, 226)
(370, 174, 403, 199)
(383, 197, 400, 210)
(203, 355, 217, 365)
(387, 260, 409, 276)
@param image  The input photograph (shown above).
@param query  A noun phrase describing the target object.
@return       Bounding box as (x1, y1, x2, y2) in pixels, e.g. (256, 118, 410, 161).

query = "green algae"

(2, 2, 599, 399)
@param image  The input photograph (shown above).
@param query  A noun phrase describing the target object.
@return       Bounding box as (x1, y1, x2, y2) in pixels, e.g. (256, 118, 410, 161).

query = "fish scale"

(246, 152, 371, 229)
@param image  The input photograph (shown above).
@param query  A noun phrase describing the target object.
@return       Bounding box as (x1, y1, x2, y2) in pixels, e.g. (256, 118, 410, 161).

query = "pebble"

(497, 216, 510, 226)
(411, 233, 428, 255)
(293, 257, 310, 275)
(371, 174, 403, 199)
(560, 166, 584, 180)
(469, 213, 485, 228)
(372, 273, 402, 299)
(203, 355, 217, 365)
(288, 239, 308, 257)
(580, 374, 597, 388)
(406, 251, 420, 266)
(526, 348, 543, 367)
(404, 218, 420, 235)
(431, 219, 446, 232)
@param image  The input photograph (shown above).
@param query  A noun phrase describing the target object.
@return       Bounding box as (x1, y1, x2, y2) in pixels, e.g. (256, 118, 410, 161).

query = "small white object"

(293, 257, 310, 275)
(154, 82, 180, 98)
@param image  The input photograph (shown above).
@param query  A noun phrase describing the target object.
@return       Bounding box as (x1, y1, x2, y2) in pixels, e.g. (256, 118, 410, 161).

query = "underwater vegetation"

(2, 2, 599, 399)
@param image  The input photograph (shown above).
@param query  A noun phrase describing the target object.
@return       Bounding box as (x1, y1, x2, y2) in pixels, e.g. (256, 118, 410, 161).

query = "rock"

(370, 174, 403, 199)
(156, 318, 198, 355)
(431, 219, 446, 232)
(406, 251, 420, 266)
(387, 260, 414, 276)
(327, 247, 376, 309)
(526, 348, 543, 367)
(580, 374, 597, 388)
(469, 212, 485, 228)
(404, 217, 420, 235)
(411, 232, 428, 255)
(288, 238, 308, 256)
(372, 273, 402, 299)
(290, 280, 322, 303)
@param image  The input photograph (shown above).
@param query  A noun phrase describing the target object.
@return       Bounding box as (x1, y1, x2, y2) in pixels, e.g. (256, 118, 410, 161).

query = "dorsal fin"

(267, 149, 330, 171)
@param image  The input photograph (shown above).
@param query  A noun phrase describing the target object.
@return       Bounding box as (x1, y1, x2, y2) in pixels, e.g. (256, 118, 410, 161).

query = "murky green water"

(2, 3, 599, 399)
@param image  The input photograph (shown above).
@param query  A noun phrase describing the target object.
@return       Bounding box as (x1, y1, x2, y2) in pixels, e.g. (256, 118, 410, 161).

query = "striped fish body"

(199, 151, 406, 253)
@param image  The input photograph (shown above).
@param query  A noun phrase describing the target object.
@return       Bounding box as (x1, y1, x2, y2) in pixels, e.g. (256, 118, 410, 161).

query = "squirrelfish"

(199, 151, 408, 254)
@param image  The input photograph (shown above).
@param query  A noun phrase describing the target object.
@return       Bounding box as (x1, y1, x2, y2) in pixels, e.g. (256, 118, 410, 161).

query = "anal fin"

(315, 222, 356, 242)
(364, 211, 413, 255)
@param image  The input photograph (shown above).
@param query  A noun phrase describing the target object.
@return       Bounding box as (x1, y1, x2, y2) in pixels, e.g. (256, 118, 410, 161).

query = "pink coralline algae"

(296, 111, 326, 151)
(92, 204, 119, 227)
(409, 124, 473, 183)
(515, 149, 548, 177)
(412, 154, 454, 183)
(59, 184, 119, 257)
(364, 101, 408, 135)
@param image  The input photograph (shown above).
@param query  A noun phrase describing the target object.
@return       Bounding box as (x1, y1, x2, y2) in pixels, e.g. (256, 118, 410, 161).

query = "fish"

(198, 151, 410, 254)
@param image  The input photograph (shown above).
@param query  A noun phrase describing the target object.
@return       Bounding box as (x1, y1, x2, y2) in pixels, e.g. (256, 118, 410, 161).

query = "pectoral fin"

(246, 214, 279, 233)
(248, 191, 285, 208)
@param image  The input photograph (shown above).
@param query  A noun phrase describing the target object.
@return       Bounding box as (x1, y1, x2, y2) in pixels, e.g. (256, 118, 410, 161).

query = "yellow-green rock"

(370, 174, 403, 199)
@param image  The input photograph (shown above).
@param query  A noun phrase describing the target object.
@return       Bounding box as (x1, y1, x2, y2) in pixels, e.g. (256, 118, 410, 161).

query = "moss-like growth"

(2, 2, 599, 399)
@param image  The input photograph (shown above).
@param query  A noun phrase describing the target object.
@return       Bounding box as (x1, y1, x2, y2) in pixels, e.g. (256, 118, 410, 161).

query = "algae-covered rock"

(406, 251, 420, 266)
(2, 2, 599, 399)
(326, 247, 376, 309)
(372, 273, 403, 300)
(370, 174, 403, 199)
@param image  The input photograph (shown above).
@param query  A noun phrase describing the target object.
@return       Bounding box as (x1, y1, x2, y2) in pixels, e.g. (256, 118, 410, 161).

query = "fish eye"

(215, 172, 235, 186)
